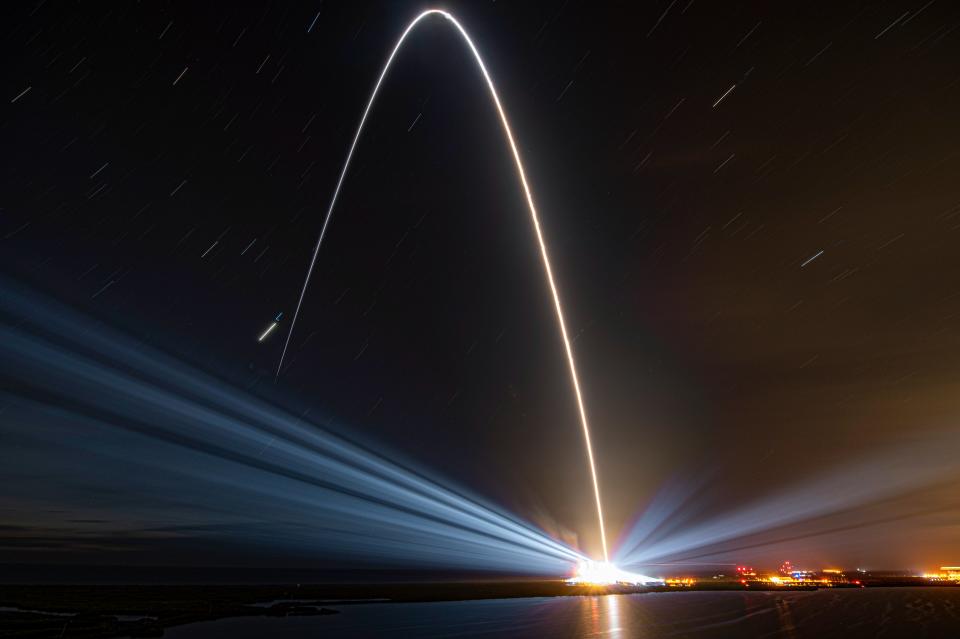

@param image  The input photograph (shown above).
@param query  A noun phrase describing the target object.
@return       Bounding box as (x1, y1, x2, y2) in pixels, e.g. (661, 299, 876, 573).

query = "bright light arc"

(278, 9, 610, 563)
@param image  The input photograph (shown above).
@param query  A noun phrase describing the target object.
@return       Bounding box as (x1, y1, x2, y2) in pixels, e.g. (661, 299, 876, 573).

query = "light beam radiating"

(615, 439, 960, 569)
(0, 278, 587, 574)
(278, 10, 610, 561)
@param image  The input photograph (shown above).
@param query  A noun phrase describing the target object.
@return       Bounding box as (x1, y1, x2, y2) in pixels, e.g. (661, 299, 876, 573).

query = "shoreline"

(2, 582, 957, 638)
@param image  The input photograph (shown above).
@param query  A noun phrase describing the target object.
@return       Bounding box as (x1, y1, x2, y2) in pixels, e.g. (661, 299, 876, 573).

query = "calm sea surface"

(165, 587, 960, 638)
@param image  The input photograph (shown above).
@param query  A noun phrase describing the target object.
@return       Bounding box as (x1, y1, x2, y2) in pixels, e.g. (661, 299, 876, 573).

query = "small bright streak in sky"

(10, 86, 32, 103)
(712, 84, 736, 108)
(307, 9, 322, 33)
(172, 66, 189, 86)
(258, 321, 278, 342)
(801, 250, 824, 267)
(258, 312, 283, 341)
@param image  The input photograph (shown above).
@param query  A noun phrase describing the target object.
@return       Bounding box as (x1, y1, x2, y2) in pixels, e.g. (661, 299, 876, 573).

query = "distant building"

(735, 565, 757, 578)
(924, 566, 960, 582)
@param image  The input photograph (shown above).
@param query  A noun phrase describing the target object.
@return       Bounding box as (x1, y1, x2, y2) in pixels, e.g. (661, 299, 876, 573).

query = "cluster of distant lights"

(565, 562, 958, 589)
(564, 561, 865, 589)
(640, 564, 960, 588)
(734, 564, 861, 587)
(923, 567, 960, 582)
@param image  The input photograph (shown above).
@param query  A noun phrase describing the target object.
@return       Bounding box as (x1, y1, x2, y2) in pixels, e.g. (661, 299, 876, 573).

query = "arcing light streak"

(277, 10, 610, 561)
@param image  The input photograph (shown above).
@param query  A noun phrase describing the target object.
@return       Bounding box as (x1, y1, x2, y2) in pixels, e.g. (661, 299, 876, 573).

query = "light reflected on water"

(165, 588, 960, 639)
(606, 594, 624, 638)
(588, 596, 600, 634)
(580, 595, 629, 638)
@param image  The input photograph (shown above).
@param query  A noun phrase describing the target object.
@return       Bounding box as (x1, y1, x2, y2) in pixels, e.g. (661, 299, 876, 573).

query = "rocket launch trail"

(278, 10, 610, 562)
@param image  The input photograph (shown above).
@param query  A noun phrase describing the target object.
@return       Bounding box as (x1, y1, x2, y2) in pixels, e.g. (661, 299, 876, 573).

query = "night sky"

(3, 1, 960, 578)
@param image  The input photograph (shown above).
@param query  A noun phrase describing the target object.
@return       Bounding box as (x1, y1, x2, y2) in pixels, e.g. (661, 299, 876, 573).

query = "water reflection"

(580, 595, 629, 638)
(606, 594, 624, 638)
(165, 587, 960, 639)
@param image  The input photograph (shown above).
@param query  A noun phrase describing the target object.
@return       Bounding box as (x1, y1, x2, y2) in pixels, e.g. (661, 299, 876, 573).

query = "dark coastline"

(3, 580, 957, 639)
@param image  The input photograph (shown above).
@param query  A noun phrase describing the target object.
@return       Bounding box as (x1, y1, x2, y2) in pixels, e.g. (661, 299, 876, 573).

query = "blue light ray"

(0, 278, 584, 573)
(616, 434, 960, 568)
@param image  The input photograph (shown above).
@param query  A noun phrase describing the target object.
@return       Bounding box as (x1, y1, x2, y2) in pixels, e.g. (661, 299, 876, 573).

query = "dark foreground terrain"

(0, 582, 953, 638)
(165, 587, 960, 639)
(1, 582, 616, 638)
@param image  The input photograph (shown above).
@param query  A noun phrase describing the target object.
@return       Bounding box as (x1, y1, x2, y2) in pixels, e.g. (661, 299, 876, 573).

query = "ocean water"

(165, 587, 960, 638)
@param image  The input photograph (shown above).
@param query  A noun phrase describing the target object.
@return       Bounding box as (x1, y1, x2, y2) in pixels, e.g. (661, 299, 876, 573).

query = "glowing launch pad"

(567, 560, 663, 587)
